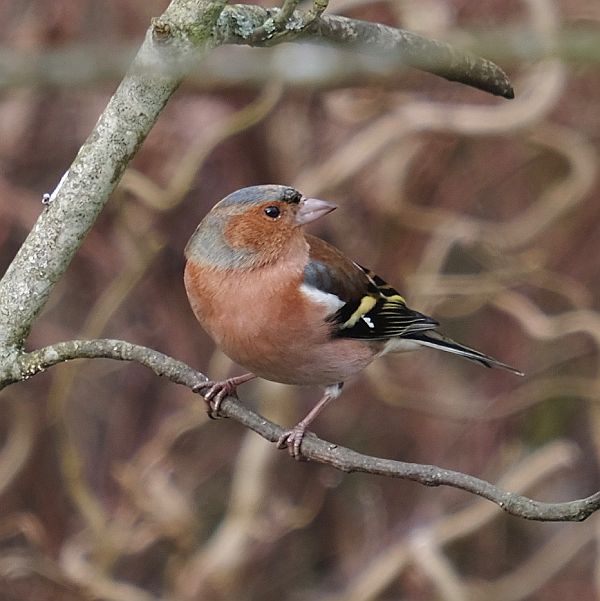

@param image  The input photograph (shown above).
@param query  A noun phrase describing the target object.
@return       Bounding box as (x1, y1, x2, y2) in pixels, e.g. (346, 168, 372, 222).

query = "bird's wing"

(304, 235, 438, 340)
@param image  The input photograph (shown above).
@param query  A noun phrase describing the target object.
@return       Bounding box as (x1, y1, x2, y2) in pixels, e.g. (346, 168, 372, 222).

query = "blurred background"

(1, 0, 600, 599)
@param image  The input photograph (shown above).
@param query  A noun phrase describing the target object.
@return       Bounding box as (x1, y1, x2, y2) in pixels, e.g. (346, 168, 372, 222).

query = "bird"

(184, 185, 522, 458)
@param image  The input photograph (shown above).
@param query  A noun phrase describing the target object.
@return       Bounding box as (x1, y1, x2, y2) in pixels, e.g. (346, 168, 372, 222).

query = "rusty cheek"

(224, 211, 294, 256)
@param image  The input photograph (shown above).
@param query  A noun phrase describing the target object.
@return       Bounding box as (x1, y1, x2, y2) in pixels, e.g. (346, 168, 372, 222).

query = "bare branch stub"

(248, 0, 300, 43)
(303, 0, 329, 27)
(247, 0, 329, 44)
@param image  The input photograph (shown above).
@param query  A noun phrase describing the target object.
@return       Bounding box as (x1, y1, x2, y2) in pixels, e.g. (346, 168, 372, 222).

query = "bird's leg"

(193, 373, 256, 419)
(277, 383, 343, 460)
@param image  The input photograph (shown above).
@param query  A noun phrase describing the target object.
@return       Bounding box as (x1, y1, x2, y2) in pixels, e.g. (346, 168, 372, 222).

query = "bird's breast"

(184, 260, 378, 385)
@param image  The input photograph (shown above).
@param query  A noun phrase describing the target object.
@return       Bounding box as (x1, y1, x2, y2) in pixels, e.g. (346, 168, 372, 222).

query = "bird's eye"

(264, 205, 280, 219)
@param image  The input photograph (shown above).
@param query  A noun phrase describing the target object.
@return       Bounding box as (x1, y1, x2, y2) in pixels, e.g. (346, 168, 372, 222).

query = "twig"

(218, 4, 514, 98)
(305, 0, 329, 25)
(248, 0, 301, 43)
(5, 338, 600, 523)
(311, 14, 514, 98)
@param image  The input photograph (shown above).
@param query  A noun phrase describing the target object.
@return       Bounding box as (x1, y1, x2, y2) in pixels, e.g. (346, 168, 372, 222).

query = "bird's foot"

(193, 373, 255, 418)
(277, 424, 310, 460)
(193, 378, 239, 419)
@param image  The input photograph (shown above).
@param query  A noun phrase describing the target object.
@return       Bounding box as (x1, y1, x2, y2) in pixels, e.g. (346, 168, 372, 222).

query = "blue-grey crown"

(217, 185, 302, 208)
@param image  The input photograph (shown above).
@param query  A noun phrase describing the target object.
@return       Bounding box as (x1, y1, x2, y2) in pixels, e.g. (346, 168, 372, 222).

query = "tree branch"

(0, 0, 227, 354)
(5, 338, 599, 523)
(311, 15, 514, 99)
(216, 4, 514, 98)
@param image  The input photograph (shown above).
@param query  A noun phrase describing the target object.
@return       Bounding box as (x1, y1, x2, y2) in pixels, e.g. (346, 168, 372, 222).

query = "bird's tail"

(405, 331, 524, 376)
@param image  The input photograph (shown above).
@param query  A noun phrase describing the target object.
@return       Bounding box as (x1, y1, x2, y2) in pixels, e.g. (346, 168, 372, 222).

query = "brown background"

(1, 0, 600, 599)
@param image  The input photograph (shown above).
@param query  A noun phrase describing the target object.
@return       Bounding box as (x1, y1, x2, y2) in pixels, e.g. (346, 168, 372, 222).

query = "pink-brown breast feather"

(184, 243, 378, 386)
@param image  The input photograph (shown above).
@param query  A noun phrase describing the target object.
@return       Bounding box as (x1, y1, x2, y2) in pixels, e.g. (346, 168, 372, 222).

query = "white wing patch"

(362, 316, 375, 329)
(300, 283, 345, 314)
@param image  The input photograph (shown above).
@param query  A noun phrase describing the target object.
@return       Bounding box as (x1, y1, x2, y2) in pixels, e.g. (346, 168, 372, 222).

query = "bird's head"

(185, 185, 336, 269)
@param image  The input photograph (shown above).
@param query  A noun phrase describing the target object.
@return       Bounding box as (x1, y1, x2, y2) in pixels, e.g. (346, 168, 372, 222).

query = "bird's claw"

(193, 379, 239, 419)
(277, 425, 309, 460)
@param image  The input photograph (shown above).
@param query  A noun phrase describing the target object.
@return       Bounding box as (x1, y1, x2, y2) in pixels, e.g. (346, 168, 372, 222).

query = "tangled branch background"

(1, 0, 600, 599)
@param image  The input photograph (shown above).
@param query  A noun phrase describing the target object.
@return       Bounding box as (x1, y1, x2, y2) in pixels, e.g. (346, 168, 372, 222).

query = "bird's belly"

(223, 332, 378, 386)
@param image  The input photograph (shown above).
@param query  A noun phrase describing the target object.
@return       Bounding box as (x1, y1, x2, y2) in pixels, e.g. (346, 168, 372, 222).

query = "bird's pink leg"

(277, 383, 343, 460)
(193, 373, 256, 418)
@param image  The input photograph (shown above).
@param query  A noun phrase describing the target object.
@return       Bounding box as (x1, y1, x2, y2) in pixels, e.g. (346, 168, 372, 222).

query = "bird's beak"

(295, 197, 337, 226)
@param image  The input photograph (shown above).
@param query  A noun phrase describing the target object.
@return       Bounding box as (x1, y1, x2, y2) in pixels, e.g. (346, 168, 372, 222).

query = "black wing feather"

(304, 237, 438, 341)
(304, 237, 522, 374)
(328, 295, 439, 340)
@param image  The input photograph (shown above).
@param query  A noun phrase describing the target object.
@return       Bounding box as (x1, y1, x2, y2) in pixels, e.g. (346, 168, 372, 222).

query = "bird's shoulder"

(304, 235, 372, 303)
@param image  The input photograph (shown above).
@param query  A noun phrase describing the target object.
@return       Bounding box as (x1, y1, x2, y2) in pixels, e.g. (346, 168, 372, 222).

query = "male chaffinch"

(184, 185, 522, 458)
